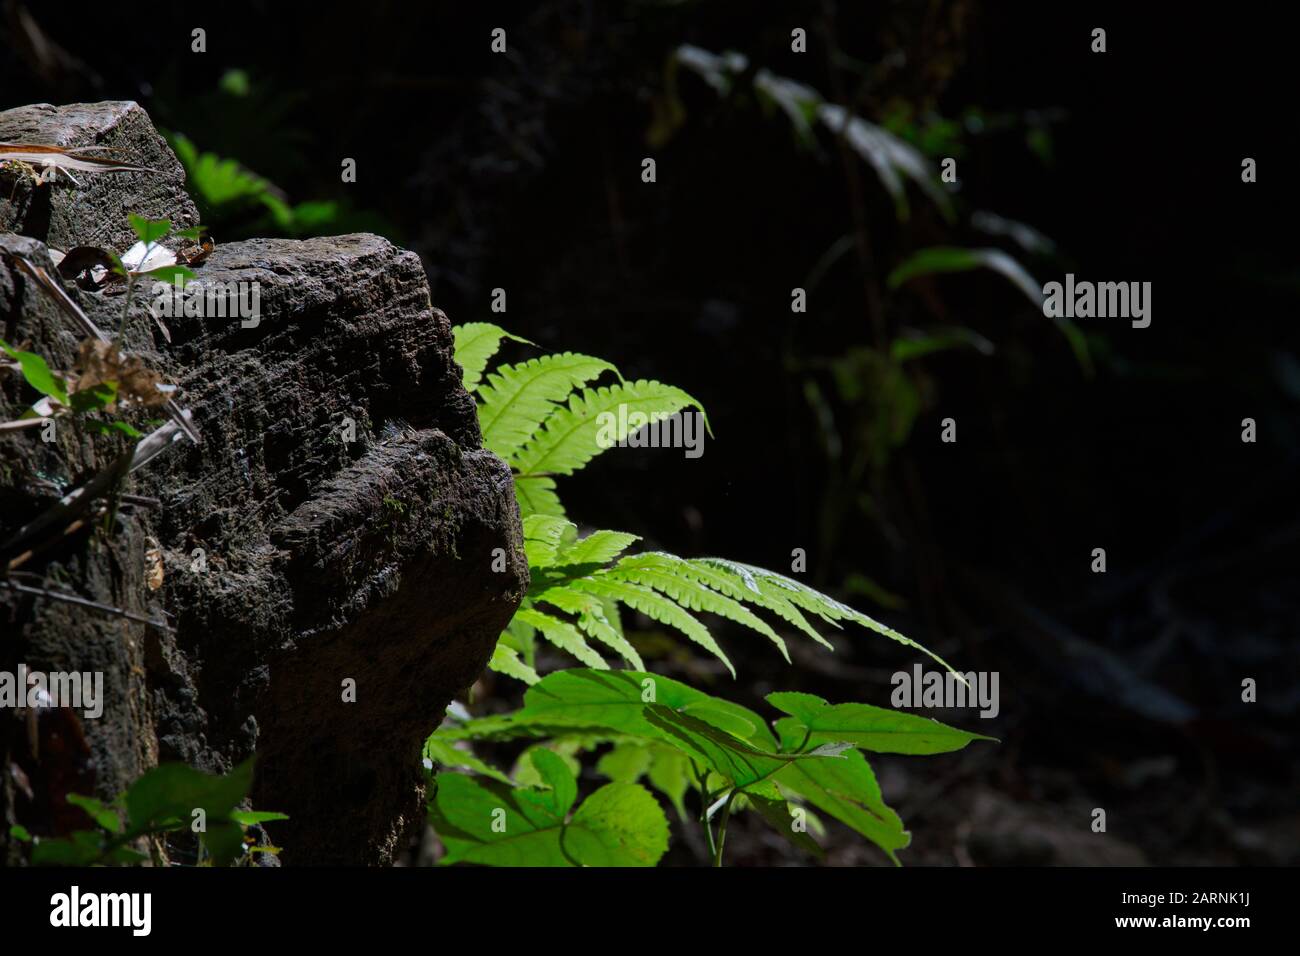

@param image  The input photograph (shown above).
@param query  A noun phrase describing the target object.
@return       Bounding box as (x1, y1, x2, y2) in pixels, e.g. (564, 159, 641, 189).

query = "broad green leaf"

(768, 691, 993, 755)
(596, 742, 653, 783)
(562, 782, 668, 867)
(646, 745, 693, 820)
(436, 669, 775, 750)
(124, 758, 254, 866)
(430, 772, 572, 866)
(773, 728, 910, 864)
(430, 772, 667, 867)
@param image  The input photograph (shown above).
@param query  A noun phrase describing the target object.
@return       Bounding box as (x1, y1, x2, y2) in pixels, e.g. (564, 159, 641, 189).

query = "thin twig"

(0, 578, 171, 632)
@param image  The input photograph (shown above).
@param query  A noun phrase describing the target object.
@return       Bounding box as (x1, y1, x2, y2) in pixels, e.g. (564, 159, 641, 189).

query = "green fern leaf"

(511, 380, 710, 479)
(521, 514, 576, 568)
(673, 558, 835, 650)
(695, 558, 960, 674)
(514, 476, 565, 520)
(602, 552, 790, 662)
(452, 322, 533, 392)
(487, 645, 540, 685)
(534, 585, 645, 670)
(515, 607, 608, 670)
(478, 352, 619, 459)
(567, 576, 734, 677)
(555, 529, 642, 567)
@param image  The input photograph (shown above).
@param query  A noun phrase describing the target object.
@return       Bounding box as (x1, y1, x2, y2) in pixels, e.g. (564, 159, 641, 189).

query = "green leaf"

(568, 576, 734, 676)
(478, 352, 618, 459)
(773, 723, 910, 864)
(521, 514, 575, 568)
(451, 322, 534, 392)
(596, 741, 653, 783)
(603, 551, 790, 662)
(563, 782, 668, 866)
(139, 264, 195, 284)
(486, 644, 539, 685)
(124, 758, 254, 866)
(430, 772, 572, 866)
(532, 585, 645, 669)
(82, 419, 144, 439)
(768, 691, 993, 755)
(229, 810, 290, 825)
(0, 338, 69, 405)
(514, 607, 608, 670)
(429, 772, 668, 867)
(437, 669, 775, 750)
(646, 745, 693, 820)
(510, 379, 710, 479)
(888, 246, 1041, 303)
(8, 824, 32, 842)
(69, 381, 117, 414)
(128, 214, 171, 246)
(554, 528, 641, 567)
(745, 791, 824, 859)
(424, 736, 513, 784)
(513, 475, 565, 520)
(66, 793, 122, 833)
(527, 748, 578, 818)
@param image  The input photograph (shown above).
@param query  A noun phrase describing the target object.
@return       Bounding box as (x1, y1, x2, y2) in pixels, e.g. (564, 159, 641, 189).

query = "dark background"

(4, 0, 1297, 865)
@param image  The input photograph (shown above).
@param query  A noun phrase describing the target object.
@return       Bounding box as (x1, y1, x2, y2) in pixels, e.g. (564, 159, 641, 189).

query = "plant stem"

(712, 791, 738, 868)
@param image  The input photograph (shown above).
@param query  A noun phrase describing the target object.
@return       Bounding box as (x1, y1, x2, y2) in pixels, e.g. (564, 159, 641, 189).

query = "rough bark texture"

(0, 102, 527, 865)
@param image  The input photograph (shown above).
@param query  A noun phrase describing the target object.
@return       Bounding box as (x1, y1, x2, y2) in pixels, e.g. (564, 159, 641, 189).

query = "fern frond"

(487, 644, 540, 685)
(671, 557, 835, 650)
(514, 476, 564, 520)
(695, 558, 959, 674)
(555, 529, 641, 566)
(601, 552, 790, 662)
(451, 323, 533, 392)
(511, 380, 710, 479)
(521, 514, 577, 567)
(567, 576, 734, 677)
(514, 607, 608, 670)
(534, 585, 645, 669)
(477, 353, 619, 459)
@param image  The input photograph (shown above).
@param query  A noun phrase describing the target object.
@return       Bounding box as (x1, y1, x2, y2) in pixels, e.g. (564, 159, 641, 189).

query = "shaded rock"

(0, 103, 526, 865)
(0, 101, 199, 254)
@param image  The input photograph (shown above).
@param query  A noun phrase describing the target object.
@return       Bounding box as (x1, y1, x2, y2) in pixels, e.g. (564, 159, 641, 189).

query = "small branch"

(0, 578, 171, 632)
(0, 417, 51, 434)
